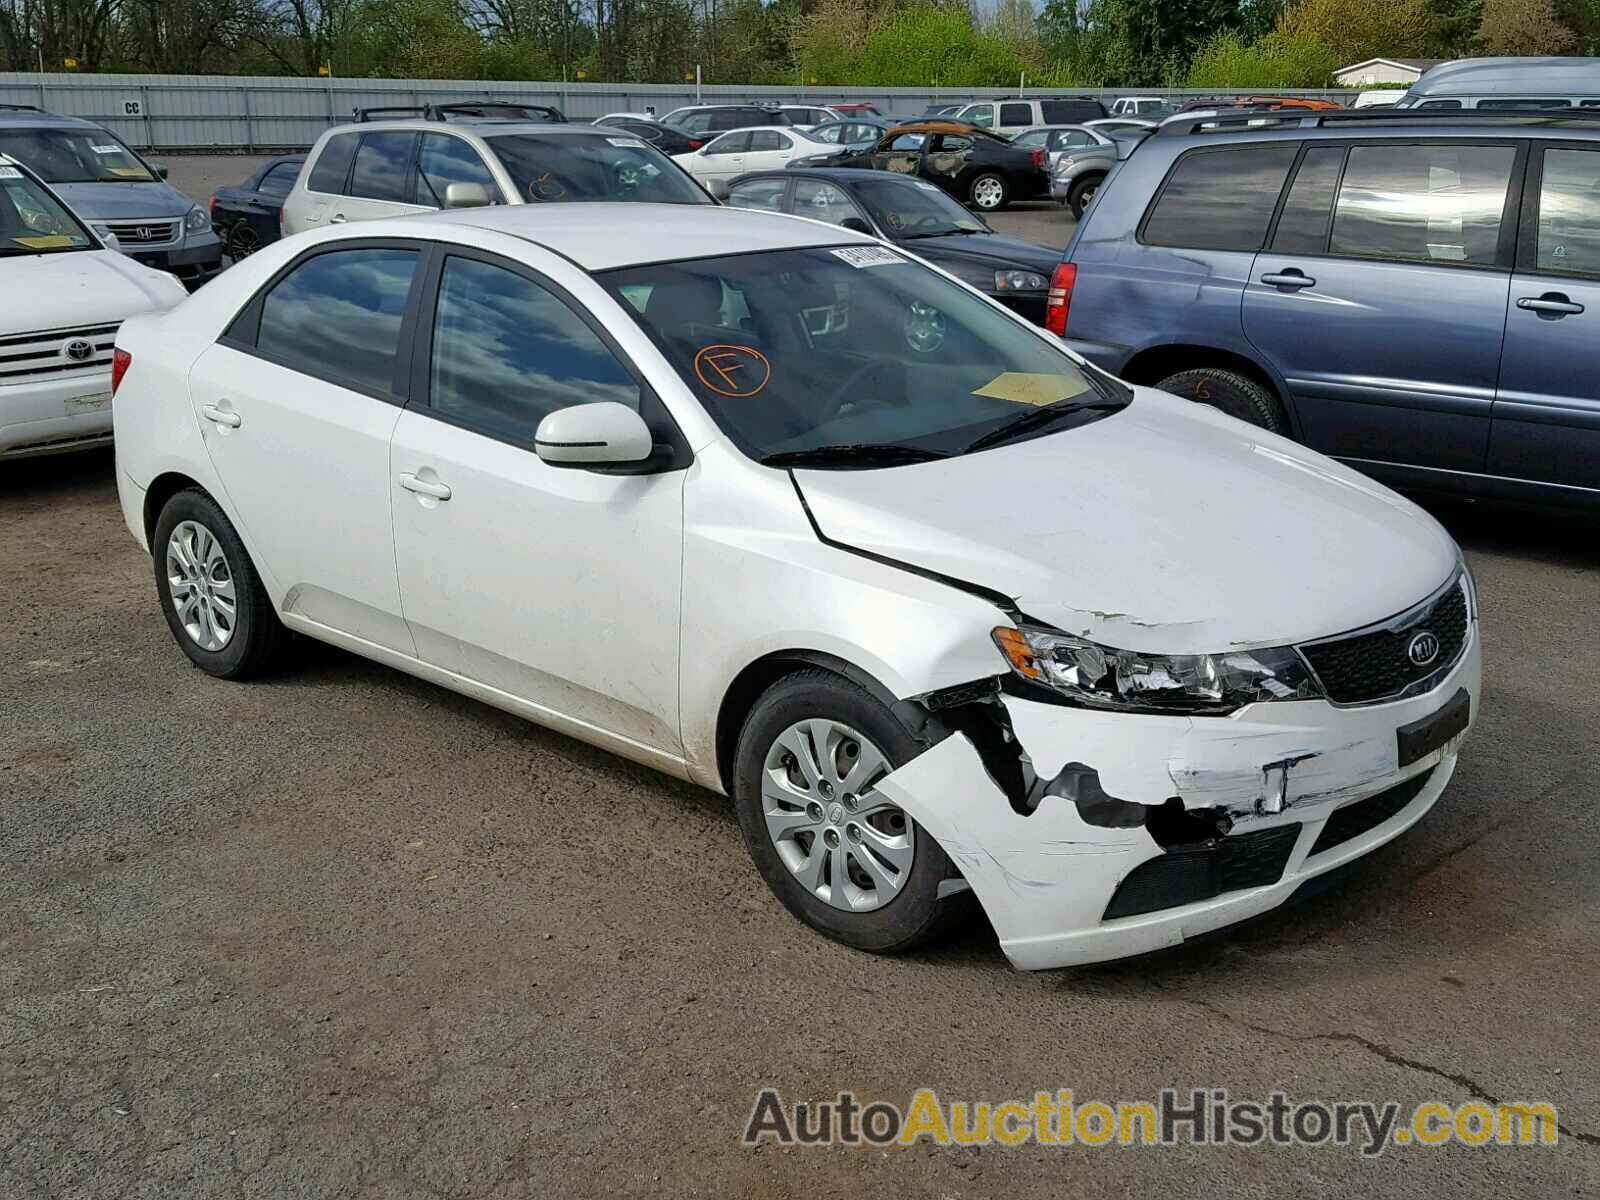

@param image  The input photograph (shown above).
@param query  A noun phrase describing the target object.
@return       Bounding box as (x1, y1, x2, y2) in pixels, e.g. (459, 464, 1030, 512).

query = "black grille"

(1308, 768, 1434, 857)
(1300, 582, 1468, 704)
(1102, 824, 1300, 920)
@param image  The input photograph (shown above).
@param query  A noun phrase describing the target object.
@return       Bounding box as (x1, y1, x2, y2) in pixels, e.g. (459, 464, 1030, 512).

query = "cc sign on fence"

(122, 99, 142, 116)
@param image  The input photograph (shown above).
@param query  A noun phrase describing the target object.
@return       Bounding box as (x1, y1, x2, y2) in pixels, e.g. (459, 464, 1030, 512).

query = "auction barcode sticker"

(831, 246, 903, 269)
(0, 165, 20, 179)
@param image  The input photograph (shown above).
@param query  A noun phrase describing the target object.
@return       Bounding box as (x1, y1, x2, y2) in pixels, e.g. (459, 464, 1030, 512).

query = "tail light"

(110, 347, 131, 396)
(208, 194, 217, 215)
(1045, 262, 1076, 336)
(687, 138, 704, 150)
(1030, 149, 1045, 170)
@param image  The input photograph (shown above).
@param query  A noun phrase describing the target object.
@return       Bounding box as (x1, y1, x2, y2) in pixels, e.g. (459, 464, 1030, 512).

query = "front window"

(485, 134, 710, 205)
(965, 105, 995, 128)
(3, 128, 154, 183)
(0, 164, 95, 255)
(852, 177, 983, 238)
(601, 247, 1121, 465)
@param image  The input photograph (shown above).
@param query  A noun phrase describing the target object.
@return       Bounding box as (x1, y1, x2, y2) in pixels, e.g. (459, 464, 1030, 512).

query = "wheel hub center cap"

(828, 803, 845, 825)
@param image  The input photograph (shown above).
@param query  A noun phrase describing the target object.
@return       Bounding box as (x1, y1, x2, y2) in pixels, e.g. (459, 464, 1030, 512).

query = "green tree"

(1477, 0, 1579, 51)
(1185, 27, 1336, 86)
(1275, 0, 1433, 62)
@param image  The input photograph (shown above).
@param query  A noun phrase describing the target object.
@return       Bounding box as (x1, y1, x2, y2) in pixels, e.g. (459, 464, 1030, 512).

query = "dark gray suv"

(1053, 109, 1600, 508)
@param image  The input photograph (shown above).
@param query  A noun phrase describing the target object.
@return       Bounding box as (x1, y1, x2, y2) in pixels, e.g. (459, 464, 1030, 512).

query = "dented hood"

(794, 386, 1459, 653)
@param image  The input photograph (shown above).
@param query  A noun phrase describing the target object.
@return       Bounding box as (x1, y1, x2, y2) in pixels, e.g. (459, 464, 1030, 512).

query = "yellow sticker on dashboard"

(14, 235, 76, 248)
(108, 167, 147, 177)
(972, 372, 1092, 407)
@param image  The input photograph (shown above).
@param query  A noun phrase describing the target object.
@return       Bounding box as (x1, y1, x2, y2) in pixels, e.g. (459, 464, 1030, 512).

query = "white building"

(1335, 57, 1444, 86)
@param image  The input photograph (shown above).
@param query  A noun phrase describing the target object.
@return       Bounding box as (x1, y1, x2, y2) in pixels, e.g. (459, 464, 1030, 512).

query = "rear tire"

(968, 173, 1008, 212)
(732, 668, 957, 954)
(152, 489, 288, 679)
(1155, 366, 1288, 434)
(1068, 173, 1105, 219)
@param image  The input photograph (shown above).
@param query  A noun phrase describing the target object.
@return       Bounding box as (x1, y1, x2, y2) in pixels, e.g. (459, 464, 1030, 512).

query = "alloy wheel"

(761, 719, 915, 912)
(972, 176, 1004, 210)
(227, 224, 260, 260)
(165, 520, 237, 651)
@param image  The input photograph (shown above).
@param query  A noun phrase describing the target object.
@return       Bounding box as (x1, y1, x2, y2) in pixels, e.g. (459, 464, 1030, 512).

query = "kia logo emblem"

(62, 338, 93, 362)
(1407, 631, 1440, 667)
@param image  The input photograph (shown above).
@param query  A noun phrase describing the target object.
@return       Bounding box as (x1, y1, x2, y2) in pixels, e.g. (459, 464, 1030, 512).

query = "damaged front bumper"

(874, 627, 1480, 970)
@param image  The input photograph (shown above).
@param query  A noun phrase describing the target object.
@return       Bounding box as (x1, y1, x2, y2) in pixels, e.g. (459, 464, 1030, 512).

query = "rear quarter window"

(1141, 144, 1297, 252)
(307, 133, 358, 194)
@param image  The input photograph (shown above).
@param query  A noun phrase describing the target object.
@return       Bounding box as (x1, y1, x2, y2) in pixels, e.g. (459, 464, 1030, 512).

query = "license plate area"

(1397, 688, 1470, 767)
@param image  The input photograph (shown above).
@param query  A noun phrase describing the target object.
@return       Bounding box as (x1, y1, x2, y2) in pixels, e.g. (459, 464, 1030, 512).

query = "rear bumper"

(0, 370, 114, 459)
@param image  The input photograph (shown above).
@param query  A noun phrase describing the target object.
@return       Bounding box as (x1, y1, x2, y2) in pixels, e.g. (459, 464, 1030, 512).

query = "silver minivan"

(1398, 56, 1600, 110)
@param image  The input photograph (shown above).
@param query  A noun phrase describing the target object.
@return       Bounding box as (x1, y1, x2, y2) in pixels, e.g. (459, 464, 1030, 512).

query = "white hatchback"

(111, 204, 1479, 970)
(0, 156, 187, 459)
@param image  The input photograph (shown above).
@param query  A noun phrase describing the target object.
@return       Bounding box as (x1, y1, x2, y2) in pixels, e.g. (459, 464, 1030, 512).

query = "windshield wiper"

(959, 397, 1126, 456)
(759, 443, 950, 469)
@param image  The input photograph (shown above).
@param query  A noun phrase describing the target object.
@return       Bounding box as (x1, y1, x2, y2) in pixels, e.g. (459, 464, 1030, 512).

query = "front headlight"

(994, 269, 1048, 291)
(993, 625, 1324, 715)
(184, 206, 210, 234)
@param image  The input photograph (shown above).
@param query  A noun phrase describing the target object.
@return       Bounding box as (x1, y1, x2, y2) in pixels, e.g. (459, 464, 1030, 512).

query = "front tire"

(1155, 366, 1288, 434)
(732, 669, 956, 954)
(225, 222, 261, 261)
(153, 489, 288, 679)
(968, 172, 1008, 212)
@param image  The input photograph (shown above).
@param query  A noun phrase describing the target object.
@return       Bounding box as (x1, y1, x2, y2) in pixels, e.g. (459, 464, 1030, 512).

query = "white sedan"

(673, 125, 841, 189)
(111, 204, 1479, 970)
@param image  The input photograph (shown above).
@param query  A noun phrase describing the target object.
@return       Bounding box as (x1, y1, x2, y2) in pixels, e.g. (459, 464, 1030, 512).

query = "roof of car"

(884, 119, 1008, 141)
(1406, 55, 1600, 96)
(322, 120, 628, 140)
(411, 201, 868, 270)
(0, 110, 101, 130)
(736, 167, 925, 187)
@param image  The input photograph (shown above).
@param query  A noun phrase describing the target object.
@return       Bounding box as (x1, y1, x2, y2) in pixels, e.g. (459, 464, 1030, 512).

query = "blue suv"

(1052, 109, 1600, 508)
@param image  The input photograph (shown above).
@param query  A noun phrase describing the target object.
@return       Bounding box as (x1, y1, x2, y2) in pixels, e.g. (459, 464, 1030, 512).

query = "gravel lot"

(2, 155, 1597, 1198)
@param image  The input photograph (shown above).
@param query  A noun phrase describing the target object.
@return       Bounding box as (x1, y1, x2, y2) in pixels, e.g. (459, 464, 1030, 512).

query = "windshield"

(601, 246, 1122, 464)
(485, 133, 711, 205)
(853, 177, 985, 238)
(3, 129, 154, 183)
(0, 164, 95, 255)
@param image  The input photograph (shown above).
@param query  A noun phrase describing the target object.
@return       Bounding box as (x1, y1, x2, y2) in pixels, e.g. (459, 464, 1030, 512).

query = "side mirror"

(840, 216, 874, 235)
(154, 164, 169, 180)
(443, 181, 492, 209)
(704, 178, 730, 200)
(535, 402, 655, 471)
(96, 226, 122, 251)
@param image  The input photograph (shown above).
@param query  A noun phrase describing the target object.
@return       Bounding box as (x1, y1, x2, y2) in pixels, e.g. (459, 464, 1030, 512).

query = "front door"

(1244, 140, 1519, 473)
(1490, 142, 1600, 491)
(873, 131, 925, 177)
(389, 249, 686, 754)
(188, 241, 422, 653)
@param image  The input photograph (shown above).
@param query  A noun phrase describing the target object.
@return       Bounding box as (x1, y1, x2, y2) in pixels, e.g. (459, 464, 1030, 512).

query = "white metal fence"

(0, 72, 1361, 152)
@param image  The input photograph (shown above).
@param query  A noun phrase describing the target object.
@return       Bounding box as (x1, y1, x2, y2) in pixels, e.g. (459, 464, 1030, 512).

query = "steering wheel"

(817, 357, 907, 424)
(613, 159, 643, 191)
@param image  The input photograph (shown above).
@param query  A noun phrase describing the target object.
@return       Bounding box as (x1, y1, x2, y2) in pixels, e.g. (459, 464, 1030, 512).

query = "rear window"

(1142, 145, 1297, 252)
(999, 103, 1032, 126)
(1040, 101, 1101, 123)
(1329, 143, 1515, 267)
(349, 132, 416, 203)
(308, 133, 358, 194)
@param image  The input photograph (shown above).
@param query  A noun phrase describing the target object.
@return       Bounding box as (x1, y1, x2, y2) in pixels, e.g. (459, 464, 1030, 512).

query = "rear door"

(1243, 139, 1520, 473)
(286, 131, 357, 234)
(745, 130, 795, 171)
(187, 240, 423, 653)
(996, 101, 1034, 137)
(339, 131, 427, 224)
(1491, 141, 1600, 491)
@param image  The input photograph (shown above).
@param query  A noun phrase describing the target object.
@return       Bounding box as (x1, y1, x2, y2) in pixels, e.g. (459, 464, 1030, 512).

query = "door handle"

(329, 213, 347, 224)
(398, 472, 451, 501)
(200, 403, 241, 428)
(1516, 294, 1584, 316)
(1261, 271, 1316, 289)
